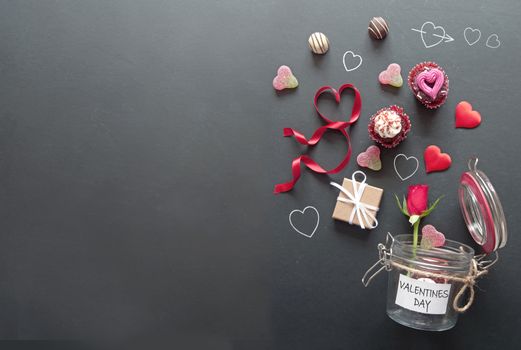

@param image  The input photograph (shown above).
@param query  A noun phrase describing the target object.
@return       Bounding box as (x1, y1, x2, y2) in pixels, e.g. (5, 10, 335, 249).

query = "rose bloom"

(407, 185, 429, 216)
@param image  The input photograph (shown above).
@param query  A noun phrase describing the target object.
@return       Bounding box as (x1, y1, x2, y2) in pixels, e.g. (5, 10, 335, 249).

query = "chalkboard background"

(1, 0, 521, 348)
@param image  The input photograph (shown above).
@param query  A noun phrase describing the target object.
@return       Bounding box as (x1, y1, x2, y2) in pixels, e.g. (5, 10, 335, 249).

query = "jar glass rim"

(390, 234, 475, 272)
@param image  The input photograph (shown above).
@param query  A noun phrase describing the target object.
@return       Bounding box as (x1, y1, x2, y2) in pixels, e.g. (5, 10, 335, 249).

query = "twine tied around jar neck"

(362, 233, 499, 313)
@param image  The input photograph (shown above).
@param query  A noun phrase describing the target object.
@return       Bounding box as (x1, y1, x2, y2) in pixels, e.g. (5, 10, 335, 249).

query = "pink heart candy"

(415, 69, 444, 100)
(273, 65, 299, 91)
(420, 224, 446, 249)
(357, 145, 381, 171)
(379, 63, 403, 87)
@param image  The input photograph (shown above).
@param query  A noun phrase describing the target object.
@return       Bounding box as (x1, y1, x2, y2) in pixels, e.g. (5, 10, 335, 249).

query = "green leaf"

(420, 195, 444, 218)
(394, 194, 402, 210)
(402, 196, 409, 216)
(395, 194, 409, 216)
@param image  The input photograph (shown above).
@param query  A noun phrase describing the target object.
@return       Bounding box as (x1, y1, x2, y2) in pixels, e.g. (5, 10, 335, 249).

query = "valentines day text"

(395, 274, 451, 315)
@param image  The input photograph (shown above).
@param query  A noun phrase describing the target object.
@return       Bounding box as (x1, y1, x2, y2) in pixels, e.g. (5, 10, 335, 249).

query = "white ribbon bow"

(330, 171, 379, 230)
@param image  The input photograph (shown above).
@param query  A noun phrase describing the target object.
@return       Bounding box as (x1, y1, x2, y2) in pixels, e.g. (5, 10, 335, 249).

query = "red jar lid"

(458, 158, 507, 254)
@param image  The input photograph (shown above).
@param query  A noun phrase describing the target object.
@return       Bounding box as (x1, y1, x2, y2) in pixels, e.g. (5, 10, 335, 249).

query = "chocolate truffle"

(308, 32, 330, 54)
(368, 17, 389, 40)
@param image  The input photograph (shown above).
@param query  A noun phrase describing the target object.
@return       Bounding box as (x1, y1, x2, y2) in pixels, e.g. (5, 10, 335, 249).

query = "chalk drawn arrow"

(411, 22, 454, 48)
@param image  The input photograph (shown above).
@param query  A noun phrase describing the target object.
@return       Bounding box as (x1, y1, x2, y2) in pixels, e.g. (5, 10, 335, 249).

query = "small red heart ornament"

(455, 101, 481, 128)
(421, 224, 446, 249)
(424, 145, 451, 173)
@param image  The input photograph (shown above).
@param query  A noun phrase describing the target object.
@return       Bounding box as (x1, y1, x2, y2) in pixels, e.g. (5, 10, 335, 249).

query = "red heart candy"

(455, 101, 481, 128)
(424, 145, 451, 173)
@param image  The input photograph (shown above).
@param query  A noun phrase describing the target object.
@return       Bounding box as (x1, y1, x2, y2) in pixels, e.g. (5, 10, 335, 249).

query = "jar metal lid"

(458, 158, 507, 254)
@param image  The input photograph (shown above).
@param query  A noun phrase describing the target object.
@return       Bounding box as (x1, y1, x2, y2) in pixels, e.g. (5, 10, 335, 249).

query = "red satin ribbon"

(274, 84, 362, 194)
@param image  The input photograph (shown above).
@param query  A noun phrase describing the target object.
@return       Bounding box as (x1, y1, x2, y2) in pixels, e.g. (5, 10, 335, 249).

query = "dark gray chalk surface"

(1, 0, 520, 347)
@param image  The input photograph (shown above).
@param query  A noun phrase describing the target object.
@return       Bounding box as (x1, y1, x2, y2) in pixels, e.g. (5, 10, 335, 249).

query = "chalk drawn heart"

(289, 206, 320, 238)
(420, 22, 446, 48)
(342, 51, 363, 72)
(421, 224, 446, 249)
(393, 154, 419, 181)
(464, 27, 481, 46)
(486, 34, 500, 49)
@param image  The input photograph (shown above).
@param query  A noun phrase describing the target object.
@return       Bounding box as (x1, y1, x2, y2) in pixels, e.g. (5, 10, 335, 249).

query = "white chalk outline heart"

(420, 21, 445, 48)
(393, 154, 419, 181)
(485, 34, 501, 49)
(289, 206, 320, 239)
(342, 51, 363, 72)
(464, 27, 481, 46)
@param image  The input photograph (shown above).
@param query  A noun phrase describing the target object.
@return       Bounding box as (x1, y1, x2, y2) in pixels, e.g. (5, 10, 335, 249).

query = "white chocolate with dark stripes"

(368, 17, 389, 40)
(308, 32, 330, 54)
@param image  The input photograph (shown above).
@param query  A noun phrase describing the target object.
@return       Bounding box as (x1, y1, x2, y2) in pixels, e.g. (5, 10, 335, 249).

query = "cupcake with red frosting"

(408, 62, 449, 109)
(368, 105, 411, 148)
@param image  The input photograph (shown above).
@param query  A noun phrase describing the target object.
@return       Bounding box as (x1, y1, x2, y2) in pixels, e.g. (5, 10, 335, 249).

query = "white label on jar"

(395, 274, 452, 315)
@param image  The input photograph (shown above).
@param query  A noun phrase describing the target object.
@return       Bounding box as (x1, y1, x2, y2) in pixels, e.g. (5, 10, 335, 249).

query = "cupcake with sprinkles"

(368, 17, 389, 40)
(368, 105, 411, 148)
(408, 61, 449, 109)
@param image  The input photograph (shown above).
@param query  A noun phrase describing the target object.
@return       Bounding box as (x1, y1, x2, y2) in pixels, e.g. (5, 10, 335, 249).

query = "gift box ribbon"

(274, 84, 362, 194)
(330, 171, 379, 230)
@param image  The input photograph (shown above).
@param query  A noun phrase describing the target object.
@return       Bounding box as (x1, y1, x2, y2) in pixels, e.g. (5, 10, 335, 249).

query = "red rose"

(407, 185, 429, 216)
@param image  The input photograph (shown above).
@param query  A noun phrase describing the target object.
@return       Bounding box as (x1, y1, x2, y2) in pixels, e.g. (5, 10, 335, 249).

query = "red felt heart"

(455, 101, 481, 128)
(424, 145, 451, 173)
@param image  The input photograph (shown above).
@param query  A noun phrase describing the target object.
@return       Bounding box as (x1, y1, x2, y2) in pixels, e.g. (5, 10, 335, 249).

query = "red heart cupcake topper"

(274, 84, 362, 194)
(424, 145, 452, 173)
(455, 101, 481, 128)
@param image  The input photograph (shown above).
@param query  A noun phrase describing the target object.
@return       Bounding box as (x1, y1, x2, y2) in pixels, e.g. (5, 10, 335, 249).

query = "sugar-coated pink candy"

(379, 63, 403, 88)
(273, 65, 299, 91)
(420, 224, 446, 249)
(356, 145, 382, 171)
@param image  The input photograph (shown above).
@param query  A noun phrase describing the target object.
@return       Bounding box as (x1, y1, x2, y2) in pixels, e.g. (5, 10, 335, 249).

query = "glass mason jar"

(363, 158, 506, 331)
(385, 235, 474, 331)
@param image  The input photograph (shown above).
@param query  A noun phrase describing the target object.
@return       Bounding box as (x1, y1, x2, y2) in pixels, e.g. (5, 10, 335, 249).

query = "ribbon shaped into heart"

(274, 84, 362, 194)
(329, 171, 379, 229)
